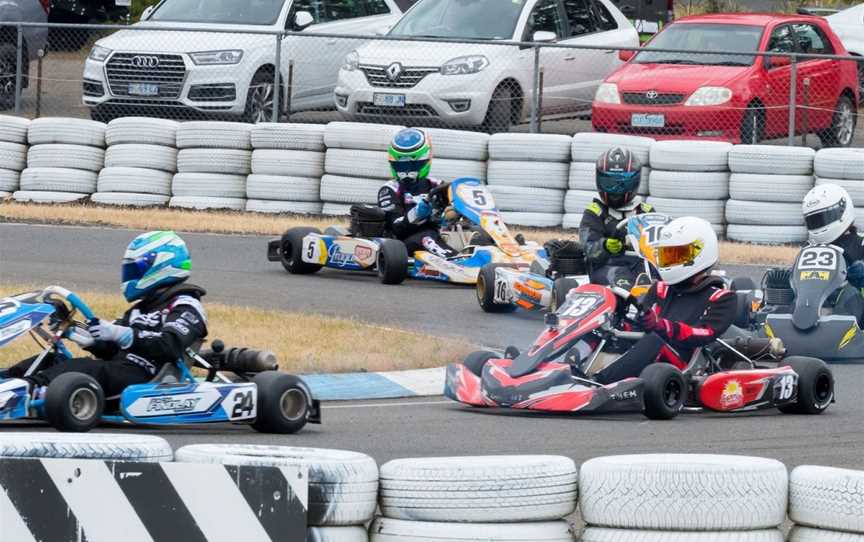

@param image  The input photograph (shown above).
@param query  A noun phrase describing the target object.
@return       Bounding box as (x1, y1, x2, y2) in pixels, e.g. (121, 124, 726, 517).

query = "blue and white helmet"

(121, 231, 191, 302)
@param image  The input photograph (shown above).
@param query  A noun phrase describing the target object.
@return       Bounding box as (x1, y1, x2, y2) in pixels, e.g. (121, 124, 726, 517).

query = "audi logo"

(645, 90, 659, 100)
(131, 55, 160, 68)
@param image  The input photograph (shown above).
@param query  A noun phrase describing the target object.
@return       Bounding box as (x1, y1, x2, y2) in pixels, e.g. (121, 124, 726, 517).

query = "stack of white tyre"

(171, 122, 252, 211)
(814, 148, 864, 229)
(425, 128, 488, 183)
(175, 444, 378, 542)
(371, 455, 578, 541)
(0, 115, 29, 199)
(564, 133, 654, 230)
(16, 118, 106, 204)
(93, 118, 179, 208)
(788, 465, 864, 541)
(579, 454, 787, 541)
(320, 122, 403, 216)
(246, 123, 326, 215)
(726, 145, 814, 245)
(0, 433, 174, 461)
(487, 134, 570, 228)
(647, 140, 732, 237)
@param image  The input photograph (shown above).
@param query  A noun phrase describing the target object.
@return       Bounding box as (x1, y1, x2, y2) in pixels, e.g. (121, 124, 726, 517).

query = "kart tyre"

(106, 117, 179, 147)
(463, 351, 498, 377)
(28, 117, 106, 148)
(251, 371, 311, 434)
(281, 227, 323, 274)
(251, 122, 326, 151)
(377, 239, 409, 285)
(551, 277, 581, 313)
(0, 115, 29, 144)
(731, 277, 757, 291)
(476, 263, 517, 313)
(44, 372, 105, 432)
(176, 121, 252, 150)
(790, 465, 864, 534)
(640, 363, 685, 420)
(778, 356, 834, 415)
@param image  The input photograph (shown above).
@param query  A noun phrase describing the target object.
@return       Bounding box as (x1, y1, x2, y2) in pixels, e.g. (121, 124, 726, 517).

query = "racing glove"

(88, 320, 134, 349)
(604, 237, 624, 255)
(849, 260, 864, 288)
(638, 305, 673, 337)
(407, 196, 432, 224)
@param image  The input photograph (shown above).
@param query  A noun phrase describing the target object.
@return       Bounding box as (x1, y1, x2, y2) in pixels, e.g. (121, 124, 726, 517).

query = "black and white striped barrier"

(0, 458, 307, 542)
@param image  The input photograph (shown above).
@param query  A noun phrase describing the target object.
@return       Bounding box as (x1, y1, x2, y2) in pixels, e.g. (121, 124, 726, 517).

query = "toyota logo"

(386, 62, 403, 82)
(645, 90, 659, 100)
(131, 55, 160, 68)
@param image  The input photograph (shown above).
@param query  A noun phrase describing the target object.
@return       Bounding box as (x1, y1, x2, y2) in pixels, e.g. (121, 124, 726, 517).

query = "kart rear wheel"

(463, 351, 498, 377)
(778, 356, 834, 415)
(551, 278, 581, 313)
(640, 364, 685, 420)
(377, 239, 409, 285)
(252, 371, 310, 434)
(44, 372, 104, 432)
(730, 277, 756, 291)
(281, 227, 323, 274)
(477, 263, 516, 313)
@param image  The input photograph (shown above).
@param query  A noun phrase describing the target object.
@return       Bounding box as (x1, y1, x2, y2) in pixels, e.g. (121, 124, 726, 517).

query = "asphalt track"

(1, 222, 862, 469)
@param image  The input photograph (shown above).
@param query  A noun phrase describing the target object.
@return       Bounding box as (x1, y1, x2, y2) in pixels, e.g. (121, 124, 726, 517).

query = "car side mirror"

(532, 30, 557, 42)
(767, 55, 792, 69)
(294, 11, 314, 30)
(140, 5, 155, 20)
(619, 49, 635, 62)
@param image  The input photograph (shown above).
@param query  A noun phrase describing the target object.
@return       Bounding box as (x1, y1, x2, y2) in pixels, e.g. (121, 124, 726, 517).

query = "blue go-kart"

(0, 286, 320, 433)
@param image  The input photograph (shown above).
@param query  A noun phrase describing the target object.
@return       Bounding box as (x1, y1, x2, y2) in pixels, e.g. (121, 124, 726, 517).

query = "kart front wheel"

(281, 227, 323, 275)
(252, 371, 310, 434)
(551, 278, 581, 313)
(464, 351, 499, 377)
(45, 372, 104, 432)
(778, 356, 834, 415)
(640, 364, 685, 420)
(377, 239, 408, 285)
(477, 263, 516, 313)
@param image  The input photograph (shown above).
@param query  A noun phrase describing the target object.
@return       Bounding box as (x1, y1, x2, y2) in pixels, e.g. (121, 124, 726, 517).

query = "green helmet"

(388, 128, 431, 183)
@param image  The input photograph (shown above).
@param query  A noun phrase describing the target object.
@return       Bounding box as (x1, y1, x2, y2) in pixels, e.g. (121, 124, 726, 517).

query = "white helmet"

(803, 183, 854, 245)
(654, 217, 719, 285)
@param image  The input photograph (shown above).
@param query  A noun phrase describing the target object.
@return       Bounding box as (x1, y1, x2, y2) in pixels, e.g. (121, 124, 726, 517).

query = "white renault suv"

(82, 0, 401, 122)
(335, 0, 638, 131)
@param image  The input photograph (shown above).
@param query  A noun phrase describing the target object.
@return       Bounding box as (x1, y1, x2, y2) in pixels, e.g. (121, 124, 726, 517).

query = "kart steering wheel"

(39, 286, 98, 338)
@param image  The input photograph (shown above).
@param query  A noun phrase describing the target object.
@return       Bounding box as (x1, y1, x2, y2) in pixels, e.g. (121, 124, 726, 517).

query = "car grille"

(615, 123, 686, 136)
(360, 64, 439, 89)
(357, 102, 438, 117)
(105, 53, 186, 99)
(622, 92, 685, 106)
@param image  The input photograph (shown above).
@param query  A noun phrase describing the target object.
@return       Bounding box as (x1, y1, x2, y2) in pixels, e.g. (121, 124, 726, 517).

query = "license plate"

(631, 113, 665, 128)
(128, 83, 159, 96)
(373, 93, 406, 107)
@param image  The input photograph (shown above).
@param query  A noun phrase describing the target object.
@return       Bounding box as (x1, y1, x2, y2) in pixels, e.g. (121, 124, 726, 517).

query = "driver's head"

(388, 128, 431, 189)
(596, 146, 641, 209)
(653, 217, 718, 285)
(121, 231, 191, 302)
(803, 183, 854, 245)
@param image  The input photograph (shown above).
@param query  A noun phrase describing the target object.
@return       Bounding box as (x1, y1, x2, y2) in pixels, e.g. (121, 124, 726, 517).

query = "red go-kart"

(445, 284, 834, 419)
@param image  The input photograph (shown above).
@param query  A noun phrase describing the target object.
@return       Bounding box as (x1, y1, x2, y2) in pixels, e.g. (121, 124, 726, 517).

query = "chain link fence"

(0, 21, 862, 147)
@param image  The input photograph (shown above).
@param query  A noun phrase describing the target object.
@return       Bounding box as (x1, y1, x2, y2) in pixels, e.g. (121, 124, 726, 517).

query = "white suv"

(82, 0, 401, 122)
(335, 0, 638, 131)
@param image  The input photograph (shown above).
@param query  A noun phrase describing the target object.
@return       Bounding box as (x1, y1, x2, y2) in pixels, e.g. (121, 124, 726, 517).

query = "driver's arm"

(579, 205, 614, 266)
(127, 298, 208, 366)
(649, 288, 737, 348)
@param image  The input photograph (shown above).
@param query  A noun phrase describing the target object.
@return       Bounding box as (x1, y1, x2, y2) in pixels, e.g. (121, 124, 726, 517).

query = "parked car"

(0, 0, 49, 111)
(82, 0, 402, 122)
(48, 0, 129, 51)
(592, 14, 859, 146)
(826, 3, 864, 101)
(335, 0, 639, 132)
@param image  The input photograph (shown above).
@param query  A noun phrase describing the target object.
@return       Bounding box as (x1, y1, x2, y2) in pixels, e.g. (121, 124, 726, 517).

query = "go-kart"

(445, 281, 834, 419)
(267, 177, 544, 285)
(0, 286, 320, 433)
(755, 243, 864, 363)
(476, 213, 671, 313)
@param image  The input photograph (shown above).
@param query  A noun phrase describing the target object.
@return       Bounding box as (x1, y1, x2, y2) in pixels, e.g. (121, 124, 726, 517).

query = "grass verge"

(0, 285, 474, 374)
(0, 201, 799, 265)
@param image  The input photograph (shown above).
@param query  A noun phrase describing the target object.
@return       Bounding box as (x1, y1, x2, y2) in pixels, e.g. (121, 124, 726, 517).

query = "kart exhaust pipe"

(201, 340, 279, 373)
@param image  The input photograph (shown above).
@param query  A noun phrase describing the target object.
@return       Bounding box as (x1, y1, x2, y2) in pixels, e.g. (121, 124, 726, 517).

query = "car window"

(365, 0, 391, 15)
(287, 0, 326, 27)
(563, 0, 597, 36)
(150, 0, 286, 25)
(324, 0, 369, 20)
(635, 23, 763, 66)
(793, 23, 834, 55)
(389, 0, 527, 40)
(591, 0, 618, 31)
(767, 24, 796, 54)
(524, 0, 567, 40)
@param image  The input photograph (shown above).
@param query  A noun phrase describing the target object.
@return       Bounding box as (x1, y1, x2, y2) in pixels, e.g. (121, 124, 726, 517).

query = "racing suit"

(378, 178, 458, 258)
(594, 275, 736, 384)
(828, 226, 864, 325)
(579, 197, 654, 290)
(4, 283, 208, 397)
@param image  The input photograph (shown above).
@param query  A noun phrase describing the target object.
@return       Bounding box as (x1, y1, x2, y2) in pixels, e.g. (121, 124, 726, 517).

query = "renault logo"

(386, 62, 403, 81)
(645, 90, 659, 100)
(131, 55, 160, 68)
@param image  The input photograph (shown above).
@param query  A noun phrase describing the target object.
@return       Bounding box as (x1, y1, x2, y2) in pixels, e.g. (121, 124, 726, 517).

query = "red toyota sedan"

(592, 14, 859, 146)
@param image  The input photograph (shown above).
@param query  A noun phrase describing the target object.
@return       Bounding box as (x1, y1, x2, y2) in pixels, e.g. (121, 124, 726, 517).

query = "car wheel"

(739, 106, 764, 144)
(819, 94, 857, 148)
(281, 227, 323, 274)
(252, 371, 310, 434)
(476, 263, 516, 313)
(44, 372, 105, 432)
(640, 363, 685, 420)
(243, 70, 278, 124)
(377, 239, 409, 285)
(778, 356, 834, 415)
(0, 43, 18, 112)
(482, 84, 515, 134)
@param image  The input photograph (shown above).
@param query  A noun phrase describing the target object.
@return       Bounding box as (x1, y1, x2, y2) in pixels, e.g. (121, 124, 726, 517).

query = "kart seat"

(544, 239, 588, 277)
(148, 340, 202, 384)
(350, 204, 387, 237)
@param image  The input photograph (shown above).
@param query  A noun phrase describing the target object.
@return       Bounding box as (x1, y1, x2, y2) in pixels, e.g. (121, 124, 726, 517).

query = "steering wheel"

(39, 286, 98, 341)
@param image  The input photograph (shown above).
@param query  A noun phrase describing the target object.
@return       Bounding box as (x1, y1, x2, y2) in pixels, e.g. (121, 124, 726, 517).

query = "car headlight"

(685, 86, 732, 106)
(343, 50, 359, 71)
(88, 45, 112, 62)
(594, 83, 620, 104)
(440, 55, 489, 76)
(189, 50, 244, 66)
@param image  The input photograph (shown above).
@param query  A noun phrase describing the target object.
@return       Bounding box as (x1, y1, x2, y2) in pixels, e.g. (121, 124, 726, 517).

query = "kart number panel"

(791, 245, 846, 331)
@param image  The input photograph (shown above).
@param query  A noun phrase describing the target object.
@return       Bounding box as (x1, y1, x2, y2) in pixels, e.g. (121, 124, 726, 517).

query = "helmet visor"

(805, 202, 845, 231)
(656, 242, 702, 268)
(597, 170, 640, 194)
(390, 158, 429, 175)
(121, 254, 154, 282)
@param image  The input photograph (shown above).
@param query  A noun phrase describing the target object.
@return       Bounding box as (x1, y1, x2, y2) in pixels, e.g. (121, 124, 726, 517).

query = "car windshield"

(389, 0, 527, 40)
(635, 23, 764, 66)
(149, 0, 285, 25)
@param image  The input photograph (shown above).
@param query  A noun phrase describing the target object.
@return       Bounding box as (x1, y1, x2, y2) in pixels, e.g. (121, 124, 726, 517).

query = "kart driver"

(378, 128, 458, 258)
(579, 146, 654, 290)
(1, 231, 208, 399)
(802, 183, 864, 323)
(589, 217, 737, 384)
